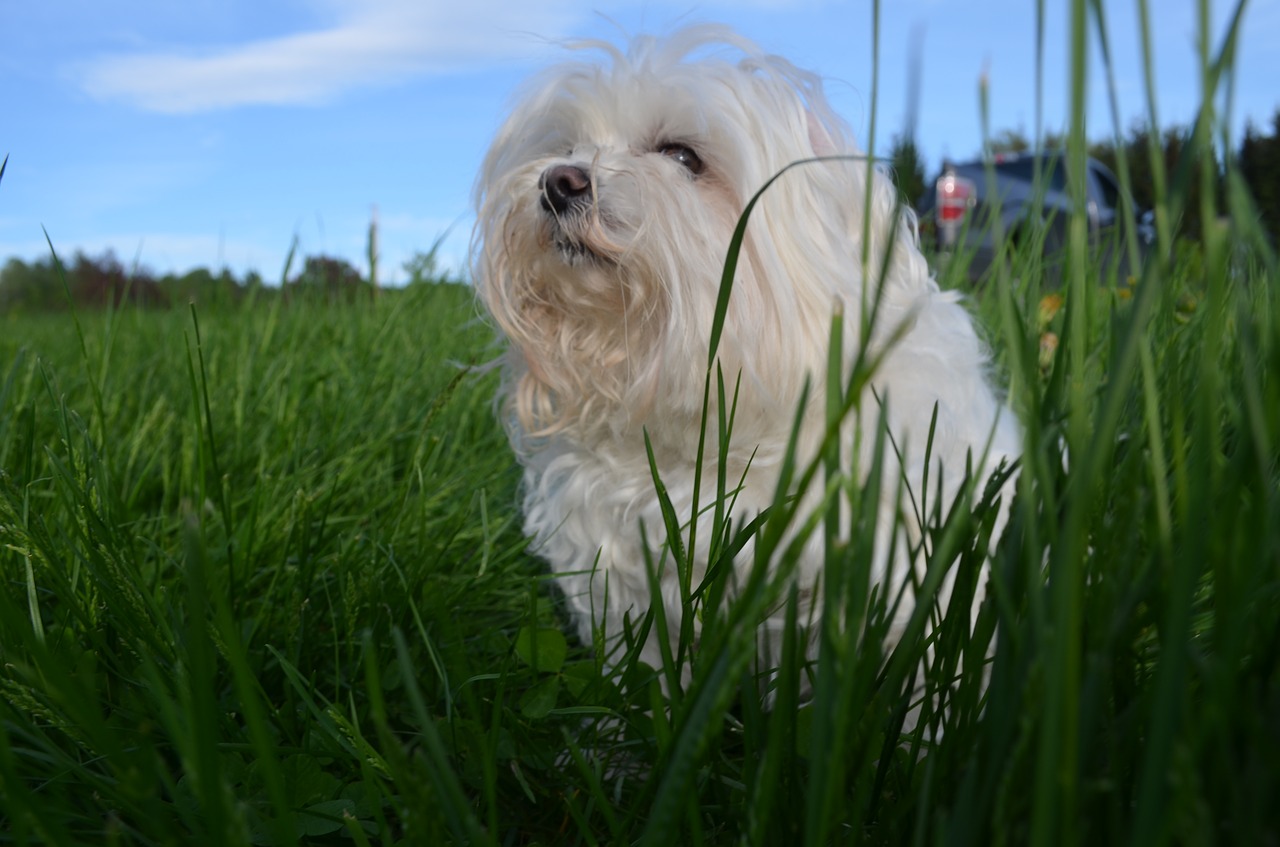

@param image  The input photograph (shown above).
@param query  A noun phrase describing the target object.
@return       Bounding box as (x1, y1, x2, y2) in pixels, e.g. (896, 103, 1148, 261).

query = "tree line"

(0, 248, 453, 313)
(891, 107, 1280, 246)
(5, 111, 1277, 313)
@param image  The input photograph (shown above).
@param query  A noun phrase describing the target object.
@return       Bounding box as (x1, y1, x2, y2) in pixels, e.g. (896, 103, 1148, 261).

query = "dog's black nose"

(539, 164, 591, 214)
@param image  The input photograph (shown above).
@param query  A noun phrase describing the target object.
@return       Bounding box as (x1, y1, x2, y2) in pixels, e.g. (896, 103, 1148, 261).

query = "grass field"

(3, 2, 1279, 845)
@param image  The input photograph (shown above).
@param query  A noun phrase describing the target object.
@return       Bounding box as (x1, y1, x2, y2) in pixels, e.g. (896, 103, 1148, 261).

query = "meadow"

(2, 1, 1279, 844)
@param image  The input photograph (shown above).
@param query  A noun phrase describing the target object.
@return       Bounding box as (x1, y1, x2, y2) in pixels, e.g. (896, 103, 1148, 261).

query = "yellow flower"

(1038, 294, 1064, 330)
(1039, 331, 1059, 372)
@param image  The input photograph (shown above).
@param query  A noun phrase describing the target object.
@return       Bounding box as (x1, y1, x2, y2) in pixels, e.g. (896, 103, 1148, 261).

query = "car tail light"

(936, 173, 976, 224)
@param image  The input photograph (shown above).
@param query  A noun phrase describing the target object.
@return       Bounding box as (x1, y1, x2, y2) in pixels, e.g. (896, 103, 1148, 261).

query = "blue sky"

(2, 1, 1276, 284)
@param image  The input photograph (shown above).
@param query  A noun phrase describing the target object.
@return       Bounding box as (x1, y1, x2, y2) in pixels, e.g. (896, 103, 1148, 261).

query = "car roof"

(947, 150, 1068, 169)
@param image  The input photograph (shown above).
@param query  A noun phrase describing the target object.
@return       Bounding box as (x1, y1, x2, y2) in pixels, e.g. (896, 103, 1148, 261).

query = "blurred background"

(1, 0, 1277, 297)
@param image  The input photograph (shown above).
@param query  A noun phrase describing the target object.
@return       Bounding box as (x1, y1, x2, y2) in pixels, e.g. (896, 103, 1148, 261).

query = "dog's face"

(483, 73, 746, 330)
(474, 29, 924, 438)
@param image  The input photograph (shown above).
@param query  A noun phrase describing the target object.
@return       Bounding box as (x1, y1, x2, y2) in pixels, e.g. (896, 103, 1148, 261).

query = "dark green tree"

(985, 128, 1032, 156)
(0, 257, 60, 311)
(288, 255, 370, 303)
(403, 249, 442, 286)
(1239, 110, 1280, 247)
(161, 266, 244, 307)
(403, 230, 455, 285)
(69, 250, 166, 308)
(888, 134, 927, 208)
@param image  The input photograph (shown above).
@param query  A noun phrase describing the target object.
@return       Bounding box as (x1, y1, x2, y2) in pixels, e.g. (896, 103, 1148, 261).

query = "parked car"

(916, 151, 1154, 283)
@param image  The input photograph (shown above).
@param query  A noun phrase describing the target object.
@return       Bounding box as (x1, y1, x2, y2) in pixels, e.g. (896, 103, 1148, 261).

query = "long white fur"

(473, 26, 1021, 678)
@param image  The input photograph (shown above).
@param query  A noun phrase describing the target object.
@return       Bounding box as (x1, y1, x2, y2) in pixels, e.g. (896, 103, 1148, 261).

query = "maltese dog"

(474, 27, 1020, 687)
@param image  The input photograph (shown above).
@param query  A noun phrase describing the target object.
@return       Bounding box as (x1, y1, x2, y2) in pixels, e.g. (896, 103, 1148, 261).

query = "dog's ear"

(806, 111, 837, 157)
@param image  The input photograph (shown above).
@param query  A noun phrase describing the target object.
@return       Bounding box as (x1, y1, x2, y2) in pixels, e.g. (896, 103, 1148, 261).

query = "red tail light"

(936, 173, 976, 224)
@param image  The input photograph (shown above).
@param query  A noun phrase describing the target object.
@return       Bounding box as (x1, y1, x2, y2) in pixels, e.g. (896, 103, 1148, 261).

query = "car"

(916, 151, 1154, 283)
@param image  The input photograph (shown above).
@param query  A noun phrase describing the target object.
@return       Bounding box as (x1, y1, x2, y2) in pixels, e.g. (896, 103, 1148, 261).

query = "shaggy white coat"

(473, 27, 1020, 677)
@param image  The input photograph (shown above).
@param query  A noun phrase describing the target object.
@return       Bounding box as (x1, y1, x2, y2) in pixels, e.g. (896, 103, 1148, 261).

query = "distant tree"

(982, 128, 1073, 158)
(289, 255, 370, 303)
(1041, 130, 1069, 152)
(888, 134, 926, 208)
(1085, 122, 1170, 220)
(1239, 110, 1280, 246)
(0, 255, 155, 312)
(159, 266, 243, 307)
(402, 249, 441, 285)
(168, 267, 215, 301)
(0, 257, 61, 311)
(403, 231, 454, 285)
(986, 128, 1032, 156)
(1150, 124, 1223, 241)
(69, 250, 166, 308)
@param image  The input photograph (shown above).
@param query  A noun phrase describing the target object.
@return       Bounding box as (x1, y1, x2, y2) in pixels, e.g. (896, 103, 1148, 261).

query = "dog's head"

(473, 26, 929, 440)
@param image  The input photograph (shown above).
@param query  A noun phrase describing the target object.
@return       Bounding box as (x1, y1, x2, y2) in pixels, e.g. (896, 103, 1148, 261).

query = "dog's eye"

(658, 143, 705, 176)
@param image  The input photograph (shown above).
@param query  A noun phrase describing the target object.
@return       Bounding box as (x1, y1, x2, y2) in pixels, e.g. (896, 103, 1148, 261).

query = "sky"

(1, 1, 1276, 285)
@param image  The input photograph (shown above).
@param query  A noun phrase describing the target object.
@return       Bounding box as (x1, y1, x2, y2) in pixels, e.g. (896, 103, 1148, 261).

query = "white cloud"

(75, 0, 827, 113)
(78, 0, 586, 113)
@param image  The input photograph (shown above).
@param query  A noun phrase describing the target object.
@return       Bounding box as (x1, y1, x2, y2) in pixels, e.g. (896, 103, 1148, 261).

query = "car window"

(1092, 165, 1122, 211)
(995, 158, 1066, 193)
(1046, 160, 1067, 193)
(996, 159, 1037, 182)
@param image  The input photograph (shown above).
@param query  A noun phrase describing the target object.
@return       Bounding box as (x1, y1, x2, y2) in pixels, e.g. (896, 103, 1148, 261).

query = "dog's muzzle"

(539, 164, 591, 214)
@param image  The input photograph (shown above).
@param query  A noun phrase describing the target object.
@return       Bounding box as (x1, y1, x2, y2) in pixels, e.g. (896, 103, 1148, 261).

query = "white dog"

(473, 27, 1020, 686)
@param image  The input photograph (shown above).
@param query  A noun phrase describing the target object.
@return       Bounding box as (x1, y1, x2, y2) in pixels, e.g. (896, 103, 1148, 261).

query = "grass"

(3, 0, 1280, 843)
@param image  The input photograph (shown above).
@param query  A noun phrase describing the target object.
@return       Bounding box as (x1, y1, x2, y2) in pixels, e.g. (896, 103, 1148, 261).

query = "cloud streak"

(79, 1, 585, 113)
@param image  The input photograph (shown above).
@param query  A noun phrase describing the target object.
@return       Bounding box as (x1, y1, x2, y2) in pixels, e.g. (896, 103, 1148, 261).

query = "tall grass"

(3, 0, 1279, 843)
